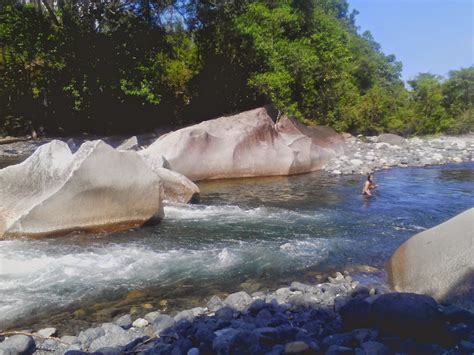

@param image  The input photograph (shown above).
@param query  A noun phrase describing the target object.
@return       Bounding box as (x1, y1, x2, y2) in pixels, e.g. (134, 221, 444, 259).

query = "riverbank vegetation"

(0, 0, 472, 136)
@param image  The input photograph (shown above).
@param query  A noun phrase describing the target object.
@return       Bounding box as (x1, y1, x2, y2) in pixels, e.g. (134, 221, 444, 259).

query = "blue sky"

(349, 0, 473, 82)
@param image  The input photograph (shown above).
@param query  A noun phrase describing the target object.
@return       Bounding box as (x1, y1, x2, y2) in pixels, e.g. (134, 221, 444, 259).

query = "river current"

(0, 163, 473, 333)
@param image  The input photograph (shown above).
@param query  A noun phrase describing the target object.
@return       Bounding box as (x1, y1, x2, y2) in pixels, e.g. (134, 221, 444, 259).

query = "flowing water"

(0, 162, 473, 333)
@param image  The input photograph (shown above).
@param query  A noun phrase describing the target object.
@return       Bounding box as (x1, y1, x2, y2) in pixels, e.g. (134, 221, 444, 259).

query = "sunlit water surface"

(0, 162, 473, 333)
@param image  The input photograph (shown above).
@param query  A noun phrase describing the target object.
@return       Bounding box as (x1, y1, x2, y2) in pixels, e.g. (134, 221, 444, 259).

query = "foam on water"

(0, 240, 250, 327)
(164, 203, 323, 223)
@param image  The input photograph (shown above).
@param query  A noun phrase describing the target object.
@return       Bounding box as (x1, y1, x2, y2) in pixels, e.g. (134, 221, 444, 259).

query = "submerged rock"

(0, 140, 164, 239)
(387, 208, 474, 311)
(142, 107, 345, 181)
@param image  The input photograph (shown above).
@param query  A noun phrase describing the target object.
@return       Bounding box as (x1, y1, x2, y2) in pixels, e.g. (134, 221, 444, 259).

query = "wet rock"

(0, 335, 36, 354)
(224, 291, 253, 311)
(115, 314, 133, 329)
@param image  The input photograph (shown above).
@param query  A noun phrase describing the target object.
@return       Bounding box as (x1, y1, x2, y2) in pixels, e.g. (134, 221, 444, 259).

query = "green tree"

(407, 73, 451, 134)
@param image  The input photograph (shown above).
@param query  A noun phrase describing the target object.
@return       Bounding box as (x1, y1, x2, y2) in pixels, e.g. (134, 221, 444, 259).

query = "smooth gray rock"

(115, 314, 133, 329)
(388, 208, 474, 311)
(0, 335, 35, 354)
(37, 327, 56, 338)
(89, 324, 133, 352)
(174, 307, 205, 322)
(78, 327, 105, 348)
(144, 311, 161, 324)
(224, 291, 253, 311)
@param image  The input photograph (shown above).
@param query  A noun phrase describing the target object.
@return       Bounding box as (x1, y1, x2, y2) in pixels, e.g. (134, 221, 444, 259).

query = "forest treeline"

(0, 0, 472, 136)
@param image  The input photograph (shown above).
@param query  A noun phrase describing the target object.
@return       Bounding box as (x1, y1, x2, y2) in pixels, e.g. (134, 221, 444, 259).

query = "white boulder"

(0, 140, 164, 239)
(388, 208, 474, 310)
(138, 152, 199, 203)
(142, 107, 346, 181)
(116, 136, 139, 151)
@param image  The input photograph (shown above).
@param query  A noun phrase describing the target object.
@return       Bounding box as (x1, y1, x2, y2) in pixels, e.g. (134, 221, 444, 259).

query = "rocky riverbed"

(1, 272, 474, 354)
(323, 134, 474, 175)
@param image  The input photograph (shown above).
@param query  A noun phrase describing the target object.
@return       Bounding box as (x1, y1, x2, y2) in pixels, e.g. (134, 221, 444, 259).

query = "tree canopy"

(0, 0, 472, 136)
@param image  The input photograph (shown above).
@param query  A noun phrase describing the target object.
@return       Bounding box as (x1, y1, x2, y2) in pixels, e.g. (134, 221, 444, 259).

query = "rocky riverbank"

(323, 133, 474, 175)
(2, 272, 473, 354)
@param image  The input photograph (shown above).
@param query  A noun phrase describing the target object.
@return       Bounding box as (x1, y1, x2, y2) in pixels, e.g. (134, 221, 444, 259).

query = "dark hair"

(367, 174, 373, 181)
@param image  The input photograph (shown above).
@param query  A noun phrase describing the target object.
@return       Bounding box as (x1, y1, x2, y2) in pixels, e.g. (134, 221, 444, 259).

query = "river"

(0, 162, 473, 334)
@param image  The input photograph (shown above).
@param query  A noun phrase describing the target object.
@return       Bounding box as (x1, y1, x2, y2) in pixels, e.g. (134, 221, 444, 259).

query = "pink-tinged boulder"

(0, 140, 164, 239)
(388, 208, 474, 310)
(142, 107, 345, 181)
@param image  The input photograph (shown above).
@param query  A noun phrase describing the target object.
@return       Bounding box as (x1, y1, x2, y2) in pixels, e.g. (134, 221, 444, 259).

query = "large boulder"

(142, 107, 345, 181)
(0, 140, 164, 239)
(138, 152, 199, 203)
(387, 208, 474, 310)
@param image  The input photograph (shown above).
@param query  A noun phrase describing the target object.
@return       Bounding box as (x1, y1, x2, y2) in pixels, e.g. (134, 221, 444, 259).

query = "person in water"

(362, 174, 377, 196)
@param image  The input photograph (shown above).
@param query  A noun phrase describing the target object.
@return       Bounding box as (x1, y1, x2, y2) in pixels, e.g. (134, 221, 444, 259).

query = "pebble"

(132, 318, 149, 328)
(37, 327, 56, 338)
(5, 272, 474, 355)
(324, 134, 473, 175)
